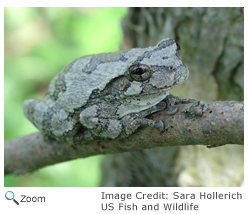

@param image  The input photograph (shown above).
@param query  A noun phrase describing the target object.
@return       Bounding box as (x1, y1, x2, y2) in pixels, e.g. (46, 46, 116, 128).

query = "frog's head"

(121, 38, 189, 97)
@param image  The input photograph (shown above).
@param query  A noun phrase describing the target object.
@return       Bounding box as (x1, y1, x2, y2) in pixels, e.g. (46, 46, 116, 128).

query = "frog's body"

(24, 38, 189, 143)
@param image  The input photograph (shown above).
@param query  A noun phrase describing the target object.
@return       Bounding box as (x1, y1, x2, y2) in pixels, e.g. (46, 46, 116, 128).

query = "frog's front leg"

(23, 98, 78, 139)
(165, 94, 196, 115)
(79, 101, 166, 139)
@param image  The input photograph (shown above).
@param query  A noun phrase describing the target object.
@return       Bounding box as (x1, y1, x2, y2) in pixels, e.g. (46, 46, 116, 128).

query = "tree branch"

(5, 100, 244, 175)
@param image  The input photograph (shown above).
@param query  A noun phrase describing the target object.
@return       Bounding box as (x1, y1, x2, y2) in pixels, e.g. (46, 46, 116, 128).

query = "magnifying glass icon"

(5, 191, 19, 205)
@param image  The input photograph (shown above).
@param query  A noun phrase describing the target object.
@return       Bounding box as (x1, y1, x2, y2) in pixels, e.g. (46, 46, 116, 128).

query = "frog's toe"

(166, 106, 178, 115)
(154, 120, 164, 131)
(155, 101, 166, 110)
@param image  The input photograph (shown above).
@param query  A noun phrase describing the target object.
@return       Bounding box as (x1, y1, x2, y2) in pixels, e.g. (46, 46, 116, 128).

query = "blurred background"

(4, 7, 128, 187)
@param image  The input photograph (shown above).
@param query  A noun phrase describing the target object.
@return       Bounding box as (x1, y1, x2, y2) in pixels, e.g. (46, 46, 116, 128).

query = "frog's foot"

(132, 101, 166, 130)
(165, 95, 196, 115)
(120, 103, 166, 137)
(136, 118, 164, 131)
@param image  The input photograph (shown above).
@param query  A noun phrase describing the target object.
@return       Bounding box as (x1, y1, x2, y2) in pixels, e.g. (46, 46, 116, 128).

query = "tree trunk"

(100, 7, 244, 187)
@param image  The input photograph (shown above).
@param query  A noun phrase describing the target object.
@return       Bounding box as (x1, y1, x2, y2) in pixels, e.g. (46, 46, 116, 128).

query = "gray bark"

(100, 7, 244, 187)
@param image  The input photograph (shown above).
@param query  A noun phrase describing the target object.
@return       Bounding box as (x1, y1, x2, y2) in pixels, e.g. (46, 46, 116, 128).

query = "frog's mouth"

(139, 88, 170, 97)
(137, 74, 182, 95)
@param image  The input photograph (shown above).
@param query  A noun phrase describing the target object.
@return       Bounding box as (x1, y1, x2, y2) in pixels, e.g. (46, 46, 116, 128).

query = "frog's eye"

(129, 64, 151, 82)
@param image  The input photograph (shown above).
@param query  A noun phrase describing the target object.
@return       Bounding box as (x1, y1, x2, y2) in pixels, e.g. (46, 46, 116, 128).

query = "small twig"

(4, 100, 244, 175)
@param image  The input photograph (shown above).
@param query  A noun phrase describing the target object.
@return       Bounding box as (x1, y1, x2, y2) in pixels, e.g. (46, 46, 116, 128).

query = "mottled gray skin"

(23, 38, 189, 144)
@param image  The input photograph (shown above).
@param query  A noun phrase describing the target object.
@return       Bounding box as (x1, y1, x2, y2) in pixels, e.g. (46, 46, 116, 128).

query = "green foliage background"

(4, 7, 128, 187)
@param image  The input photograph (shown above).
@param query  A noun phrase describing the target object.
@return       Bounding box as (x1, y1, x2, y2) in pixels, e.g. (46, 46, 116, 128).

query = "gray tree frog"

(23, 38, 189, 144)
